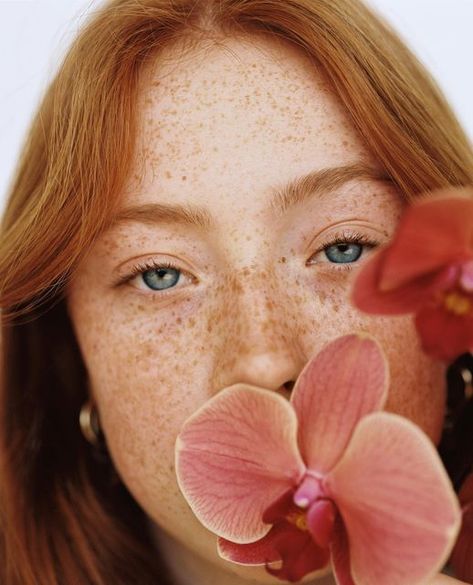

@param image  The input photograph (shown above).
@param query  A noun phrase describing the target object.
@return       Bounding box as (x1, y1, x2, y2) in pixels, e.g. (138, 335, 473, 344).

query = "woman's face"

(66, 34, 446, 583)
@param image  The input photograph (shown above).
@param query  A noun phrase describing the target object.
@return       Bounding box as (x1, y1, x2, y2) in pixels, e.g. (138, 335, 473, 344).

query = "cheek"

(293, 272, 447, 444)
(361, 314, 446, 443)
(379, 321, 446, 443)
(66, 280, 229, 530)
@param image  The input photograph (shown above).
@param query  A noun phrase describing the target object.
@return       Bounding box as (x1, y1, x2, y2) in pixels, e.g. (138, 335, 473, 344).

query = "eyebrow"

(107, 163, 392, 231)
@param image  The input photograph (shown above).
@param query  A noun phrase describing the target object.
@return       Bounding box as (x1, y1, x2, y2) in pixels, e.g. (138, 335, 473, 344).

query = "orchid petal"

(331, 514, 356, 585)
(327, 412, 461, 585)
(217, 524, 286, 565)
(352, 248, 456, 315)
(415, 305, 473, 361)
(460, 260, 473, 292)
(175, 384, 306, 543)
(379, 196, 473, 290)
(290, 334, 388, 473)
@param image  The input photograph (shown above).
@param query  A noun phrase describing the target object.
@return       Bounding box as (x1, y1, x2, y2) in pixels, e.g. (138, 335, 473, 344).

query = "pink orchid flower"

(175, 334, 461, 584)
(351, 190, 473, 362)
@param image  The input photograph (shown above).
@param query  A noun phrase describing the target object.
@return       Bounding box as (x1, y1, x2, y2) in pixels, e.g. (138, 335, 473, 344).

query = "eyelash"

(115, 260, 191, 289)
(309, 230, 379, 272)
(115, 230, 380, 293)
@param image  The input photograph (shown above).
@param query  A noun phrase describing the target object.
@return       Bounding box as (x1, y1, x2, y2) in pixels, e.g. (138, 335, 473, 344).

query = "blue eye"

(324, 242, 363, 263)
(142, 266, 181, 290)
(307, 231, 380, 270)
(116, 259, 193, 294)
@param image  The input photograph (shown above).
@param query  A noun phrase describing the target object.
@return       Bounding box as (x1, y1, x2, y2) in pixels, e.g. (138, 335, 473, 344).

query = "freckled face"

(66, 35, 446, 582)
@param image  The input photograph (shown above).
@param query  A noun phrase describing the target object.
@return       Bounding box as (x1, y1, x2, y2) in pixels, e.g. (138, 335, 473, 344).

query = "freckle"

(182, 175, 187, 181)
(280, 256, 287, 263)
(176, 317, 182, 324)
(188, 317, 196, 327)
(207, 322, 213, 333)
(165, 170, 172, 179)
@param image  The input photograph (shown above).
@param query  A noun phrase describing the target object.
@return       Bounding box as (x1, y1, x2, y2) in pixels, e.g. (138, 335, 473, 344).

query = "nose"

(229, 349, 300, 399)
(215, 267, 305, 399)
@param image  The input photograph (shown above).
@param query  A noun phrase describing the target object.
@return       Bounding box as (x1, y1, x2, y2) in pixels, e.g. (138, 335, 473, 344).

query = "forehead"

(122, 33, 378, 213)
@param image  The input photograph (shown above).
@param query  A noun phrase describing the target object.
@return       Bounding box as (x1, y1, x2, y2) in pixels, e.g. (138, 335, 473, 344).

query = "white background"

(1, 0, 472, 214)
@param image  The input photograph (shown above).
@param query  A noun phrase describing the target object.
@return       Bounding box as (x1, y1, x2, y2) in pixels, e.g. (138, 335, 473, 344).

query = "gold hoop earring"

(79, 400, 101, 445)
(461, 367, 473, 400)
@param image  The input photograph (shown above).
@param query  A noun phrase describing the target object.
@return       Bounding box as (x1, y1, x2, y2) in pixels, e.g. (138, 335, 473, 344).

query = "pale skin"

(66, 33, 465, 585)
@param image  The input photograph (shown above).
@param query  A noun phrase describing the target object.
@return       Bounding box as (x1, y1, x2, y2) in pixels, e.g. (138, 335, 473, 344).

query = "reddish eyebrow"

(106, 163, 392, 231)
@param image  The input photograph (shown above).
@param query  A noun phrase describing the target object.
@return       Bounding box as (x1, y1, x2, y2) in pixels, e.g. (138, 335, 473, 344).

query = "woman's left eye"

(307, 232, 380, 270)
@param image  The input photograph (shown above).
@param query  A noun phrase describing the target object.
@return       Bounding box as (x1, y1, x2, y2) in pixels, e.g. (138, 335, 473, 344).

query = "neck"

(149, 520, 337, 585)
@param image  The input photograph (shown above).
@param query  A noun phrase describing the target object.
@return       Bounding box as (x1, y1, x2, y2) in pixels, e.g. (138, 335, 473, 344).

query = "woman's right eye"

(116, 259, 195, 295)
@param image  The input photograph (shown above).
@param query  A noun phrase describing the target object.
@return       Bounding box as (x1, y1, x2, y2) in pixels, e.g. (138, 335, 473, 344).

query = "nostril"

(283, 380, 295, 392)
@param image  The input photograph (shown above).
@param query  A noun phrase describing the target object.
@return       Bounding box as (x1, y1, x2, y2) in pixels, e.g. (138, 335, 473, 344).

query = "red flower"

(351, 190, 473, 361)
